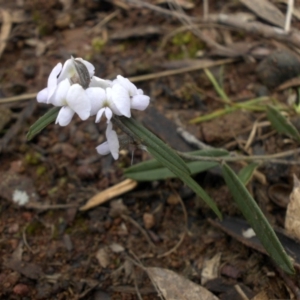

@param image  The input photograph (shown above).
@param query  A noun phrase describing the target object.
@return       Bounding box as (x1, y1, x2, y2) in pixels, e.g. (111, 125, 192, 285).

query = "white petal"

(95, 108, 105, 123)
(131, 95, 150, 111)
(105, 107, 113, 123)
(105, 88, 122, 116)
(96, 142, 110, 155)
(58, 59, 76, 82)
(111, 84, 131, 118)
(85, 87, 106, 116)
(50, 78, 70, 106)
(106, 122, 119, 160)
(66, 84, 91, 120)
(47, 63, 62, 101)
(90, 76, 112, 89)
(116, 75, 138, 96)
(56, 106, 75, 126)
(76, 58, 95, 78)
(37, 88, 48, 103)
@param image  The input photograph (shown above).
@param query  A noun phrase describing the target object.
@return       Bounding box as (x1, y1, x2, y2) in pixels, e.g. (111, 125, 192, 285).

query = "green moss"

(92, 38, 106, 53)
(31, 10, 52, 36)
(25, 152, 42, 165)
(26, 221, 43, 235)
(168, 31, 205, 60)
(36, 166, 47, 176)
(48, 186, 58, 196)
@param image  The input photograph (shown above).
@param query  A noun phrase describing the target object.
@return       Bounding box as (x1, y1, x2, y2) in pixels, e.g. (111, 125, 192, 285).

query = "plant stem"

(177, 148, 300, 165)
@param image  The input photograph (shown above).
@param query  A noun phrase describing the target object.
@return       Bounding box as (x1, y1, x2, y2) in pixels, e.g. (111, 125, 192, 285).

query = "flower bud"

(70, 56, 91, 89)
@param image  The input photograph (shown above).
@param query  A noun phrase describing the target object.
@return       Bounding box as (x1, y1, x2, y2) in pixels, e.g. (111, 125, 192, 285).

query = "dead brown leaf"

(285, 174, 300, 240)
(251, 290, 269, 300)
(80, 179, 137, 211)
(201, 253, 221, 285)
(0, 9, 12, 59)
(146, 267, 219, 300)
(5, 259, 44, 280)
(240, 0, 285, 28)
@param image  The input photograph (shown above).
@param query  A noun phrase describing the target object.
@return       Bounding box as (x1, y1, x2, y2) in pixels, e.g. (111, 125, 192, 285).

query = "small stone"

(257, 50, 300, 89)
(55, 12, 72, 29)
(167, 193, 180, 205)
(8, 223, 19, 234)
(13, 283, 30, 296)
(143, 212, 155, 229)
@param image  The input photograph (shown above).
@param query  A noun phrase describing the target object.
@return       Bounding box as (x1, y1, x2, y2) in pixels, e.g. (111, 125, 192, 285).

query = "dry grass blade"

(0, 9, 12, 59)
(80, 179, 137, 211)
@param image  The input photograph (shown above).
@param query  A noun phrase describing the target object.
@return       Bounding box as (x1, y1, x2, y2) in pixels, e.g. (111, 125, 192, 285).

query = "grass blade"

(27, 107, 60, 141)
(222, 163, 294, 274)
(267, 105, 300, 143)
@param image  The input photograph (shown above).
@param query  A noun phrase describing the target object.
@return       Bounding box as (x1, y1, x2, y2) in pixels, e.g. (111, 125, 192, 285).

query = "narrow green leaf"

(118, 117, 221, 218)
(125, 149, 229, 181)
(119, 117, 191, 176)
(238, 163, 259, 186)
(267, 105, 300, 142)
(27, 107, 60, 141)
(222, 163, 294, 274)
(125, 161, 218, 181)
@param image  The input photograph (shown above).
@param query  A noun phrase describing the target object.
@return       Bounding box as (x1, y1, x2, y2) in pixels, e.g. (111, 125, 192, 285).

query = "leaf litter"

(1, 0, 300, 298)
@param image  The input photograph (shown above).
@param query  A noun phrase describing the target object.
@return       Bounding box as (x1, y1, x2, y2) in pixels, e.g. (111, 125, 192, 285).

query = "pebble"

(257, 50, 300, 89)
(143, 212, 155, 229)
(13, 283, 30, 296)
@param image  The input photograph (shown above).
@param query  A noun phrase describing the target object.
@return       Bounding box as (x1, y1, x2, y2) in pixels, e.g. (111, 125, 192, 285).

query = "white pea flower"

(114, 75, 150, 111)
(96, 122, 120, 159)
(37, 57, 96, 126)
(88, 80, 131, 123)
(37, 62, 62, 104)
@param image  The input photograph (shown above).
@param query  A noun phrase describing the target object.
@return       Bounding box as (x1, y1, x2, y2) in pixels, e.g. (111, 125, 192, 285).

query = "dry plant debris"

(1, 0, 300, 298)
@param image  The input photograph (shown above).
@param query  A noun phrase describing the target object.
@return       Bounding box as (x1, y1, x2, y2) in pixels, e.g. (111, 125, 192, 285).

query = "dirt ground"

(2, 0, 300, 299)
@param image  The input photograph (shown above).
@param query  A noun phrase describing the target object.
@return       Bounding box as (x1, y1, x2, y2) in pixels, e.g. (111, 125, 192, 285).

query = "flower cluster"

(37, 57, 150, 159)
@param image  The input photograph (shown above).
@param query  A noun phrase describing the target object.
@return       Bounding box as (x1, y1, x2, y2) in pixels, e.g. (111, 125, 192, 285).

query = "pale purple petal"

(111, 84, 131, 118)
(50, 78, 70, 106)
(131, 95, 150, 111)
(66, 84, 91, 120)
(85, 87, 106, 116)
(115, 75, 137, 96)
(90, 76, 112, 89)
(47, 63, 62, 101)
(95, 108, 105, 123)
(76, 58, 95, 78)
(96, 142, 110, 155)
(56, 106, 75, 126)
(37, 88, 48, 103)
(106, 122, 119, 160)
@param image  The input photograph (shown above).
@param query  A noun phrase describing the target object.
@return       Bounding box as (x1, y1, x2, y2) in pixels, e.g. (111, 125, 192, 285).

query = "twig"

(122, 0, 197, 22)
(203, 0, 209, 20)
(0, 9, 12, 59)
(0, 59, 236, 104)
(234, 284, 249, 300)
(22, 225, 36, 254)
(121, 214, 157, 249)
(133, 270, 143, 300)
(26, 203, 79, 210)
(285, 0, 294, 32)
(177, 148, 300, 165)
(176, 127, 212, 150)
(157, 189, 187, 258)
